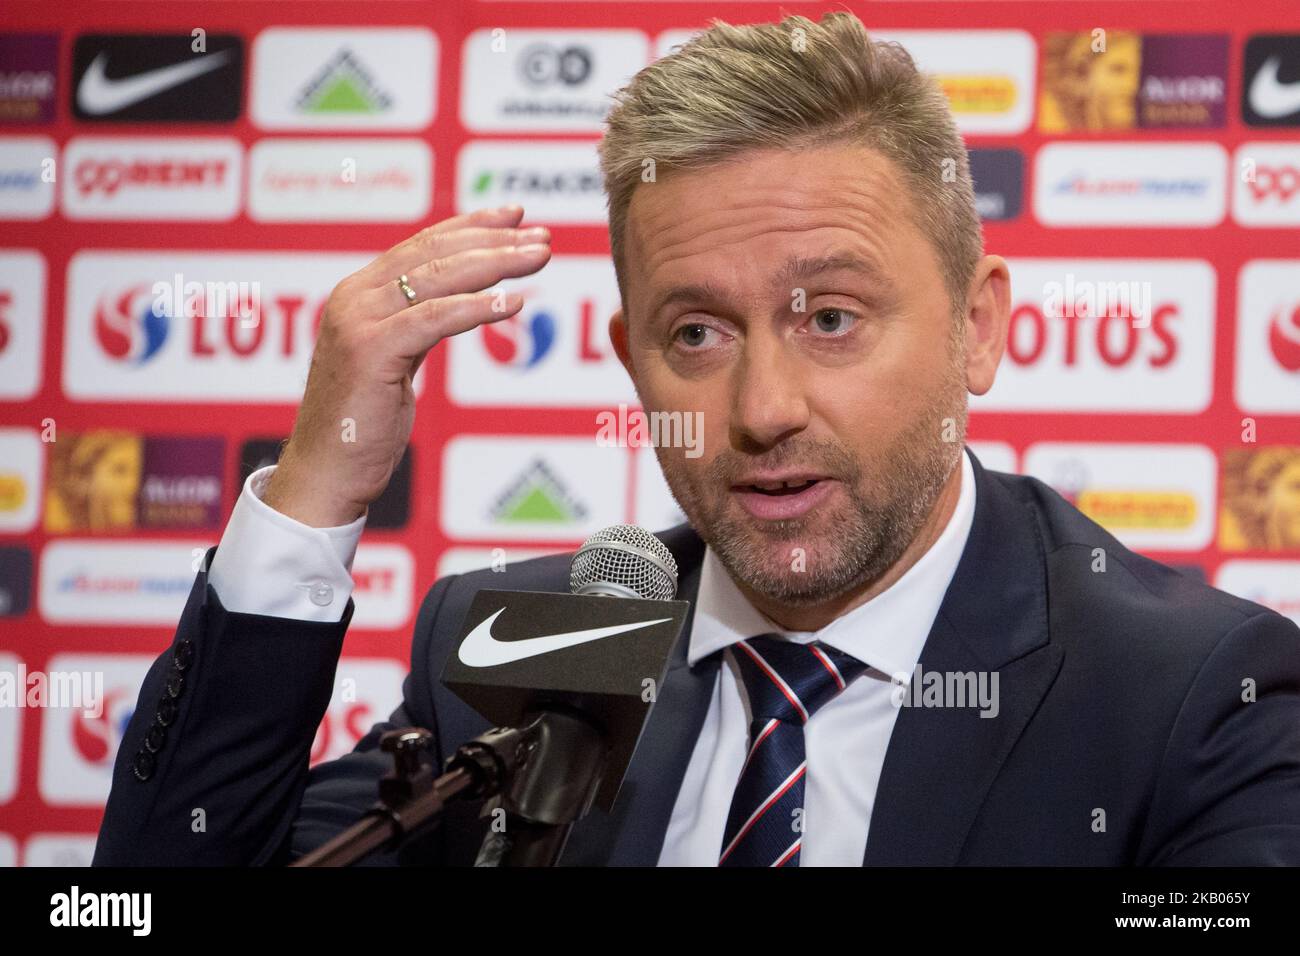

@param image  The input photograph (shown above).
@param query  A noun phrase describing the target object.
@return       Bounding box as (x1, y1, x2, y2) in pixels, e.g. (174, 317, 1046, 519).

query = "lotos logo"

(1270, 304, 1300, 371)
(1004, 300, 1179, 369)
(66, 252, 373, 401)
(94, 285, 169, 364)
(971, 259, 1214, 413)
(70, 687, 131, 766)
(481, 305, 556, 369)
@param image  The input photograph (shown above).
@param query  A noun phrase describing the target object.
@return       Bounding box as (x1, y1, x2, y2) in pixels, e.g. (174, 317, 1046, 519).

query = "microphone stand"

(291, 706, 607, 867)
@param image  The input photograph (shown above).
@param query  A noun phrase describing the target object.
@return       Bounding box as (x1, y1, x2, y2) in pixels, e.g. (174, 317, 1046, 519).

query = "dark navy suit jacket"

(93, 451, 1300, 865)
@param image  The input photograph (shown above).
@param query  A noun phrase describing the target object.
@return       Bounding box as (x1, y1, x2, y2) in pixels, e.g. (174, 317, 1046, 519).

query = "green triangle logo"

(490, 459, 587, 525)
(502, 486, 569, 522)
(305, 77, 377, 113)
(295, 49, 393, 116)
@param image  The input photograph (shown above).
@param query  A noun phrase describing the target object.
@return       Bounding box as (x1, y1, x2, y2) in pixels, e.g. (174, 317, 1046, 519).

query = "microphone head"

(569, 524, 679, 601)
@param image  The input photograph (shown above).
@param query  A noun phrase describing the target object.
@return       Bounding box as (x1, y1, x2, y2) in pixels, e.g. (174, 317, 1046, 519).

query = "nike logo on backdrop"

(458, 608, 671, 668)
(76, 49, 232, 115)
(1249, 56, 1300, 119)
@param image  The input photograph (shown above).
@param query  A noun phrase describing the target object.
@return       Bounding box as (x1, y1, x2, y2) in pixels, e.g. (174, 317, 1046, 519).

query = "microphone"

(569, 524, 679, 599)
(439, 524, 692, 865)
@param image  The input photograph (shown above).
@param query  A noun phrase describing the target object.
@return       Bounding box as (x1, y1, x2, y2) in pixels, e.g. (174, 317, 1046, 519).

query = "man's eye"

(674, 323, 713, 347)
(809, 308, 856, 334)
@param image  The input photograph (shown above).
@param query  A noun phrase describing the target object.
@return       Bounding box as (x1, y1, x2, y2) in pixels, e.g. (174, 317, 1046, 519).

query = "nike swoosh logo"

(458, 607, 671, 668)
(1249, 56, 1300, 119)
(76, 49, 232, 115)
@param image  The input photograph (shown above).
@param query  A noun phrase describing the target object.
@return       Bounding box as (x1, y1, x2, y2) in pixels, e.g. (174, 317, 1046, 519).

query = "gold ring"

(396, 274, 418, 305)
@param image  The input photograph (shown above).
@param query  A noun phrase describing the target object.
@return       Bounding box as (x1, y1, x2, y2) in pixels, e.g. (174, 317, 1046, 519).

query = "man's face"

(610, 143, 973, 608)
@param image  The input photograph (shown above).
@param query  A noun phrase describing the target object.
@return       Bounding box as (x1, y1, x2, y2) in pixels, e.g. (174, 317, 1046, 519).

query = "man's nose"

(730, 331, 810, 450)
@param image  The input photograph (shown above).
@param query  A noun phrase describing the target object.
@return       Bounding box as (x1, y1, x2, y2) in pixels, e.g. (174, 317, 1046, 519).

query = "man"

(94, 12, 1300, 867)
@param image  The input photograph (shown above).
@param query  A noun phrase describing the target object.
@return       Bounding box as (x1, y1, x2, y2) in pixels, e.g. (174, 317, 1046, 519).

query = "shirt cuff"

(206, 464, 367, 623)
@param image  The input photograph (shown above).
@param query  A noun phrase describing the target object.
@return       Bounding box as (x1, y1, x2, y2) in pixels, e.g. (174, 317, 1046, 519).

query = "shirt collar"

(686, 446, 977, 678)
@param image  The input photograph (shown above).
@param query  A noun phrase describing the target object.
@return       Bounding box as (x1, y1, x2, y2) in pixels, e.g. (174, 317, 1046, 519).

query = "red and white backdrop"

(1, 1, 1298, 865)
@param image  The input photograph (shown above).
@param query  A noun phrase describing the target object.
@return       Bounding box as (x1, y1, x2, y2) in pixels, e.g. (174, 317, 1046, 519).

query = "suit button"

(132, 750, 156, 781)
(173, 640, 194, 672)
(156, 696, 179, 727)
(144, 724, 166, 754)
(165, 672, 185, 699)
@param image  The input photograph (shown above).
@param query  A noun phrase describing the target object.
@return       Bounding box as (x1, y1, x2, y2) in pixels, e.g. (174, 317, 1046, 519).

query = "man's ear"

(608, 308, 634, 377)
(964, 255, 1010, 397)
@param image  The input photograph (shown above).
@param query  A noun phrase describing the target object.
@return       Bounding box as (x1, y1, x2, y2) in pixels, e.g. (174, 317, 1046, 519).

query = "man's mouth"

(730, 474, 835, 520)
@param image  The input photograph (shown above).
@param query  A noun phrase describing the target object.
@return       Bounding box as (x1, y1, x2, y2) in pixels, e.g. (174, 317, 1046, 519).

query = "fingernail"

(516, 243, 549, 254)
(499, 204, 522, 214)
(519, 226, 550, 241)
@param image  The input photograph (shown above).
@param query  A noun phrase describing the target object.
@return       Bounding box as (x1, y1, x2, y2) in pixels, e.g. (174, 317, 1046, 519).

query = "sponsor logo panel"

(0, 428, 43, 534)
(349, 545, 414, 630)
(1215, 560, 1300, 624)
(461, 29, 648, 133)
(971, 259, 1215, 413)
(251, 28, 437, 130)
(1236, 260, 1300, 414)
(968, 148, 1024, 222)
(1233, 143, 1300, 226)
(38, 541, 213, 625)
(1040, 32, 1227, 131)
(1220, 447, 1300, 553)
(1034, 143, 1227, 227)
(61, 136, 241, 221)
(64, 251, 372, 401)
(441, 436, 628, 541)
(446, 255, 634, 407)
(0, 136, 56, 219)
(1024, 443, 1216, 551)
(44, 433, 224, 532)
(456, 141, 603, 223)
(1242, 35, 1300, 127)
(0, 546, 32, 618)
(71, 33, 243, 122)
(0, 34, 58, 123)
(0, 249, 46, 400)
(249, 138, 431, 222)
(874, 30, 1036, 134)
(38, 654, 152, 805)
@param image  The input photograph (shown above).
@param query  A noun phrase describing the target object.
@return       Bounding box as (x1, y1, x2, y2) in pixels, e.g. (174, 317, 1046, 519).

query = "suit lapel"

(863, 450, 1063, 865)
(557, 525, 718, 866)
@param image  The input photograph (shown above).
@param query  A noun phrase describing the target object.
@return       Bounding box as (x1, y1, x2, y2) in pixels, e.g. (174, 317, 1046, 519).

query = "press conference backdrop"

(1, 0, 1299, 866)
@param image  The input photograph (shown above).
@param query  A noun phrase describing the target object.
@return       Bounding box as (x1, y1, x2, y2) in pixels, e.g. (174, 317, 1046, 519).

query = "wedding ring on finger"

(396, 274, 418, 306)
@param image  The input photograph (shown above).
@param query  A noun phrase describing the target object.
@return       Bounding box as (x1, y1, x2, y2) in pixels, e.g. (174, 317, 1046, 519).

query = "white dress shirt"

(656, 448, 976, 865)
(207, 449, 976, 866)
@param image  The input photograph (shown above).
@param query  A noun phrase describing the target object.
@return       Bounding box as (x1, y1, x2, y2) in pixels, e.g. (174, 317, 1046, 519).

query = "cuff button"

(307, 581, 334, 607)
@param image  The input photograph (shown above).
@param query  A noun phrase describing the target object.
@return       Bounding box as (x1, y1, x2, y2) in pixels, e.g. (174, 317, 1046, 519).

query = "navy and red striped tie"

(718, 634, 869, 867)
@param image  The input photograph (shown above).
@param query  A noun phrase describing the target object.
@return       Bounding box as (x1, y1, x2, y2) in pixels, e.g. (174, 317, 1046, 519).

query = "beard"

(652, 335, 969, 607)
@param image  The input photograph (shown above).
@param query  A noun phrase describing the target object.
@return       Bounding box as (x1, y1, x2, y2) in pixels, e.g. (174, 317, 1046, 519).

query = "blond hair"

(598, 11, 983, 317)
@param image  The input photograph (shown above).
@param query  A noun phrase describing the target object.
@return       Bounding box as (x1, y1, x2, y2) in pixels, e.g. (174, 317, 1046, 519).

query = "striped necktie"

(718, 634, 869, 867)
